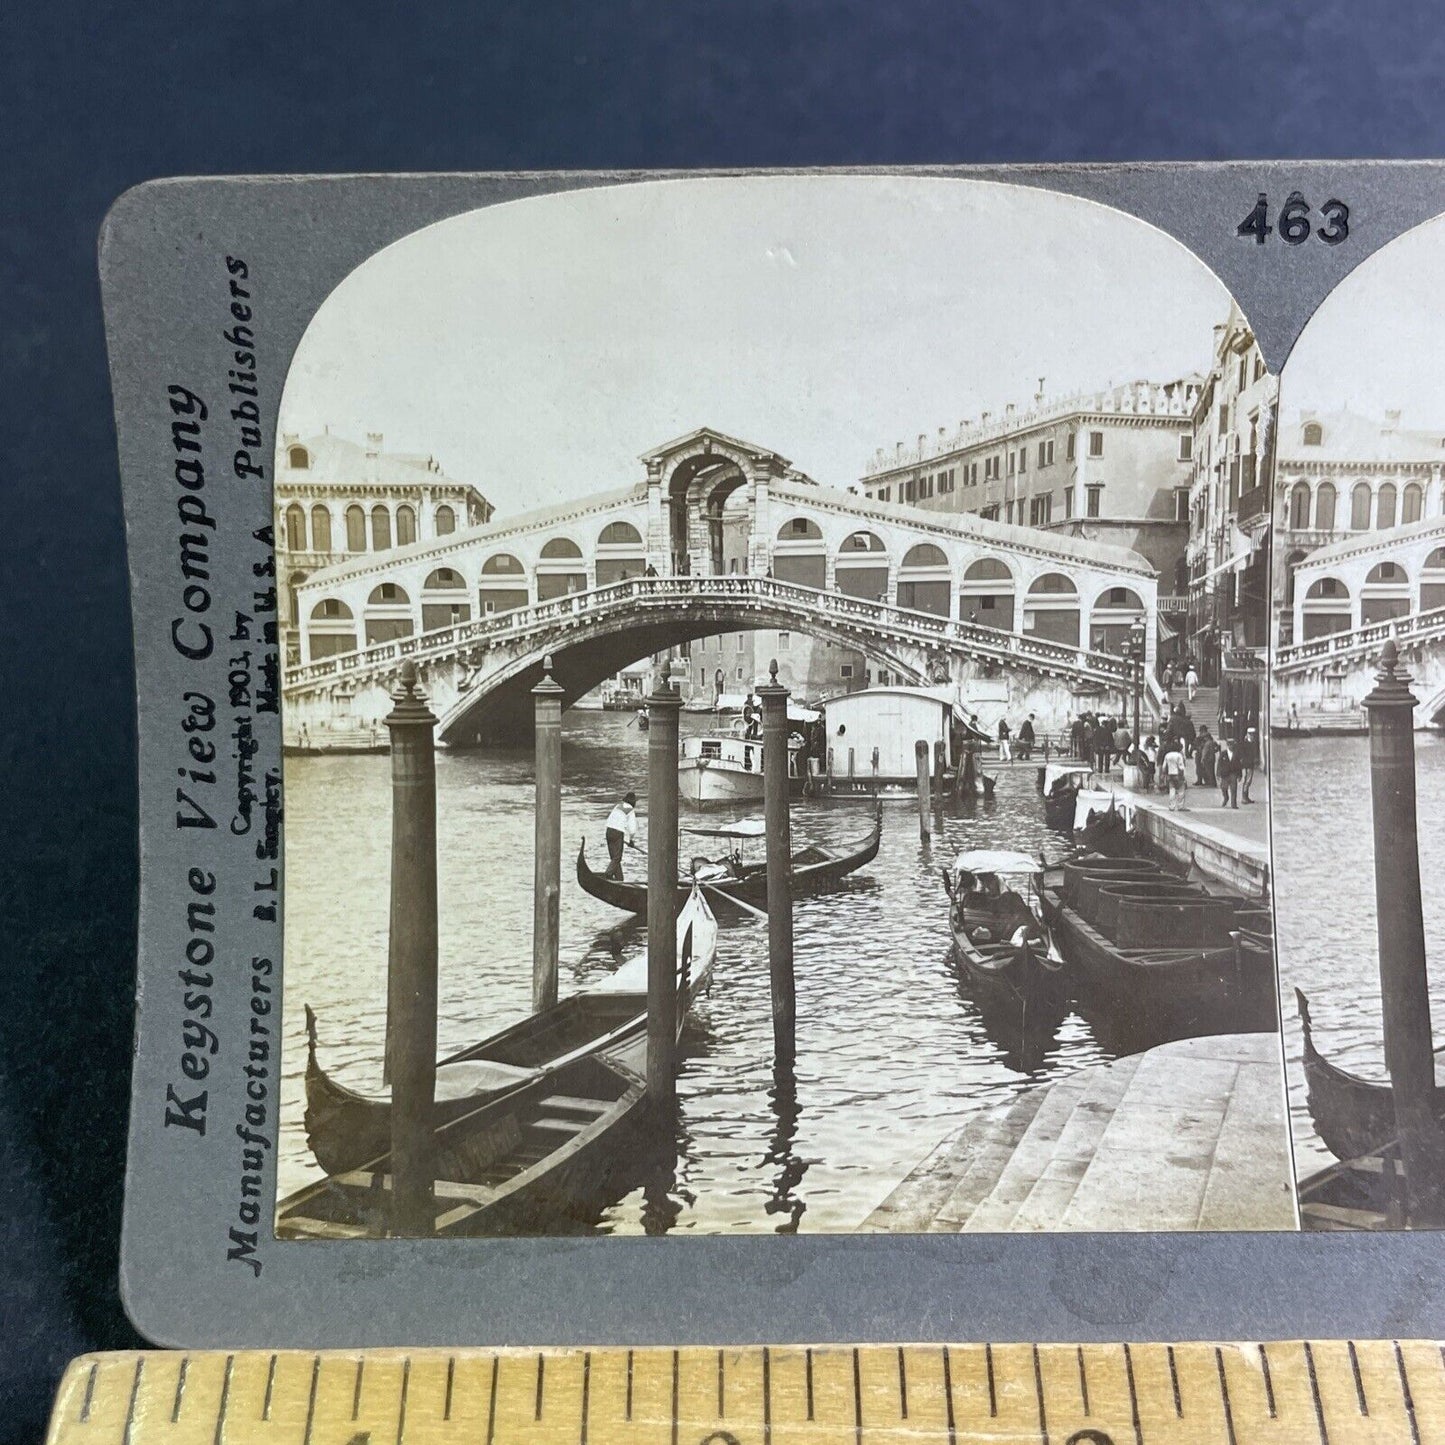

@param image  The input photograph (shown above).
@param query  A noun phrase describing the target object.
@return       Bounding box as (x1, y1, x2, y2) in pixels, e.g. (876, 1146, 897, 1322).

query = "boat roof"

(952, 848, 1043, 876)
(1044, 762, 1095, 785)
(685, 817, 767, 838)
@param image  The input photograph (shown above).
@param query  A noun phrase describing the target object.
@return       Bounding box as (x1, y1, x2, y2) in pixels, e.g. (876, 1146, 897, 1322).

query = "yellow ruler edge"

(46, 1341, 1445, 1445)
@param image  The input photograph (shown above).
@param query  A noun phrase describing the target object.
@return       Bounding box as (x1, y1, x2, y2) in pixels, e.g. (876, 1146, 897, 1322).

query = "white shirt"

(605, 804, 636, 841)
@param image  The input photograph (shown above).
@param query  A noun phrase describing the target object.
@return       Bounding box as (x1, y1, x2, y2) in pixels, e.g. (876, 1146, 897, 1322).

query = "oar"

(700, 882, 769, 921)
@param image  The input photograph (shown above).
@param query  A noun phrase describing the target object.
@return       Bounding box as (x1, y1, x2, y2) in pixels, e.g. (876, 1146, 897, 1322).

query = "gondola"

(1297, 1136, 1408, 1231)
(1294, 987, 1445, 1163)
(576, 802, 882, 914)
(942, 849, 1069, 1020)
(299, 887, 718, 1180)
(1040, 762, 1096, 829)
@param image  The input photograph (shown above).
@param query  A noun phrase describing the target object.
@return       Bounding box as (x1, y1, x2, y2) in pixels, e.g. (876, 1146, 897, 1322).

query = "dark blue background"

(5, 2, 1445, 1437)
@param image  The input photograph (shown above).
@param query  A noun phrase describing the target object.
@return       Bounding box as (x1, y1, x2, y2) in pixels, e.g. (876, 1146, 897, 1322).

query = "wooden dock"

(863, 1033, 1295, 1233)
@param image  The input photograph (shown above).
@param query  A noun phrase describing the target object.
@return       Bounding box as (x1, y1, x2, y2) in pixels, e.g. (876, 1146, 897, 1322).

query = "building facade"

(275, 430, 493, 662)
(857, 379, 1198, 657)
(1272, 409, 1445, 646)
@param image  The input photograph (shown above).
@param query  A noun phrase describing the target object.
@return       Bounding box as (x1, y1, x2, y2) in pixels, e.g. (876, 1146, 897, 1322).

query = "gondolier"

(604, 792, 638, 879)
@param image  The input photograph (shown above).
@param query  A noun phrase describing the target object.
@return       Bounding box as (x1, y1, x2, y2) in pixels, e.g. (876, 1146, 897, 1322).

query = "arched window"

(345, 504, 366, 552)
(1283, 549, 1308, 606)
(306, 597, 356, 660)
(1302, 422, 1323, 446)
(1422, 547, 1445, 612)
(1350, 483, 1372, 531)
(831, 529, 886, 599)
(1089, 585, 1145, 654)
(1023, 572, 1080, 647)
(778, 517, 824, 541)
(901, 542, 947, 568)
(421, 567, 472, 631)
(960, 557, 1015, 630)
(286, 570, 308, 626)
(1315, 482, 1337, 532)
(396, 504, 417, 546)
(371, 505, 392, 551)
(1288, 482, 1311, 531)
(287, 445, 310, 469)
(1403, 482, 1424, 525)
(599, 521, 643, 546)
(367, 582, 410, 605)
(364, 582, 413, 646)
(284, 503, 306, 552)
(1366, 561, 1405, 584)
(839, 529, 885, 552)
(310, 504, 332, 552)
(311, 597, 353, 620)
(897, 542, 950, 615)
(424, 567, 466, 590)
(481, 552, 524, 574)
(964, 557, 1013, 582)
(435, 504, 456, 536)
(1377, 482, 1398, 530)
(1027, 572, 1078, 595)
(540, 536, 583, 559)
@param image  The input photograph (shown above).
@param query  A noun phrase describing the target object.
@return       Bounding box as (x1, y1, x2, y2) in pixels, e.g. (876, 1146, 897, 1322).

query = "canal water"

(1273, 732, 1445, 1183)
(280, 712, 1125, 1234)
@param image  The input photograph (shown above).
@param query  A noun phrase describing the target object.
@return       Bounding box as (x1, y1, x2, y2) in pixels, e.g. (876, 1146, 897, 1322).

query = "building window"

(1178, 434, 1193, 461)
(1064, 487, 1074, 519)
(287, 445, 310, 469)
(1289, 482, 1311, 531)
(1088, 430, 1105, 458)
(435, 504, 456, 536)
(840, 663, 854, 679)
(396, 504, 417, 546)
(1218, 405, 1229, 437)
(1086, 485, 1103, 518)
(345, 505, 366, 552)
(310, 504, 332, 552)
(778, 631, 791, 650)
(1175, 488, 1190, 522)
(1303, 421, 1324, 446)
(1378, 482, 1398, 530)
(371, 505, 392, 550)
(1037, 439, 1055, 468)
(1351, 483, 1372, 530)
(1007, 452, 1016, 476)
(736, 633, 746, 652)
(1018, 448, 1027, 474)
(1404, 482, 1424, 524)
(1316, 482, 1337, 531)
(1066, 432, 1076, 462)
(1029, 495, 1052, 526)
(284, 503, 306, 552)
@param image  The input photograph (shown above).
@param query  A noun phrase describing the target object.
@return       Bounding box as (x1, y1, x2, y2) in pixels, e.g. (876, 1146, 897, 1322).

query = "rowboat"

(677, 726, 809, 806)
(1041, 857, 1276, 1046)
(288, 886, 718, 1204)
(1294, 987, 1445, 1163)
(577, 803, 882, 914)
(943, 849, 1068, 1023)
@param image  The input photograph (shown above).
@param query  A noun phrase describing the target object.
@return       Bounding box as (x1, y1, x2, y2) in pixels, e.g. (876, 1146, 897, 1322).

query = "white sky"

(280, 176, 1233, 514)
(1282, 209, 1445, 427)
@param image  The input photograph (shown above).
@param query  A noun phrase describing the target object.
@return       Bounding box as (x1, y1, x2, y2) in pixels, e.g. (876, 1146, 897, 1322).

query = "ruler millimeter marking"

(45, 1343, 1445, 1445)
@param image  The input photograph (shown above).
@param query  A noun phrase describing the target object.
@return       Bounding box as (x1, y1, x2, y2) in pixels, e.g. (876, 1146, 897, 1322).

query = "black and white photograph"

(1271, 211, 1445, 1230)
(270, 176, 1294, 1240)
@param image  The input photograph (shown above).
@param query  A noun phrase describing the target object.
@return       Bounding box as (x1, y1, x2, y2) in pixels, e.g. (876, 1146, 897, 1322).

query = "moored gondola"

(576, 802, 882, 914)
(943, 849, 1069, 1021)
(301, 887, 718, 1179)
(279, 888, 718, 1238)
(1040, 762, 1096, 829)
(1294, 987, 1445, 1163)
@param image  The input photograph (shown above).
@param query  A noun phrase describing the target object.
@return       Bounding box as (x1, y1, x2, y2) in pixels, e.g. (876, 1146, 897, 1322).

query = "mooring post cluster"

(384, 659, 439, 1237)
(646, 678, 683, 1106)
(532, 657, 565, 1012)
(1363, 638, 1445, 1226)
(759, 660, 796, 1068)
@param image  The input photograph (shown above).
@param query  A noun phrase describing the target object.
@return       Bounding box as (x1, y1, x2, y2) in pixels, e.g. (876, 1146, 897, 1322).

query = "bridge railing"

(1275, 605, 1445, 672)
(285, 575, 1137, 692)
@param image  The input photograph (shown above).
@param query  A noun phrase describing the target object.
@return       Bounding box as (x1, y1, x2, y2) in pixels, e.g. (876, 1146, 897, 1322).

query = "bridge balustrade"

(1276, 603, 1445, 672)
(288, 574, 1137, 694)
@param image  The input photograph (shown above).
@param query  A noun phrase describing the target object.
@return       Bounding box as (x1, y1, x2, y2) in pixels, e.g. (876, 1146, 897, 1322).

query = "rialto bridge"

(1273, 514, 1445, 728)
(284, 428, 1162, 745)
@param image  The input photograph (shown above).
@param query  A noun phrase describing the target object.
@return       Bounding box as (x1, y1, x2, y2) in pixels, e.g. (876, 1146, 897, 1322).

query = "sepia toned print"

(269, 177, 1293, 1239)
(1271, 211, 1445, 1230)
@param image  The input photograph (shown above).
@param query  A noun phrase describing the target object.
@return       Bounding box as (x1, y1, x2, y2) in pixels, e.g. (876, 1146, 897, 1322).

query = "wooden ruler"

(45, 1343, 1445, 1444)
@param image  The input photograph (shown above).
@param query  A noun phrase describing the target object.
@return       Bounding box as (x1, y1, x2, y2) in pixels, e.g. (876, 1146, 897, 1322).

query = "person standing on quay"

(997, 715, 1012, 762)
(1185, 661, 1200, 702)
(1161, 739, 1188, 811)
(1018, 713, 1035, 760)
(1217, 739, 1240, 809)
(1238, 726, 1260, 803)
(1195, 725, 1217, 787)
(604, 792, 639, 880)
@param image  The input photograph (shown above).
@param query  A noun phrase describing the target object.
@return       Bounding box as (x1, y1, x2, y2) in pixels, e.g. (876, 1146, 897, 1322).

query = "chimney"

(981, 411, 990, 425)
(281, 431, 298, 446)
(1005, 403, 1016, 418)
(1035, 377, 1046, 405)
(917, 433, 926, 451)
(938, 427, 946, 440)
(366, 431, 383, 455)
(895, 441, 904, 459)
(1384, 409, 1402, 431)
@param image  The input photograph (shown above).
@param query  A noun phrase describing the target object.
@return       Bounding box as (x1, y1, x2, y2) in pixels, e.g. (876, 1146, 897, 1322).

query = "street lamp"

(1126, 618, 1146, 746)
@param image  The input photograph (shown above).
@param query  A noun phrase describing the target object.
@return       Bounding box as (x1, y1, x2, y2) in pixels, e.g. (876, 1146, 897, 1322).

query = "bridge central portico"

(286, 427, 1161, 744)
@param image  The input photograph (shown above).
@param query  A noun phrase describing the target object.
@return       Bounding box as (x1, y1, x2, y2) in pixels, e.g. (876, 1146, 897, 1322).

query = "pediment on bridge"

(640, 426, 790, 476)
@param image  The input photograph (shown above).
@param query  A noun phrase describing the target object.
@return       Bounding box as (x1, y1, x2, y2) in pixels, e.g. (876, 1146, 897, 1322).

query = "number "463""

(1238, 191, 1349, 246)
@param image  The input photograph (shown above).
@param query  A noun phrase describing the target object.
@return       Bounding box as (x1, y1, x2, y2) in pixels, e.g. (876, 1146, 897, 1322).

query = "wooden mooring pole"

(384, 660, 439, 1237)
(915, 739, 932, 838)
(760, 661, 796, 1068)
(1363, 639, 1445, 1226)
(646, 680, 683, 1106)
(531, 657, 564, 1012)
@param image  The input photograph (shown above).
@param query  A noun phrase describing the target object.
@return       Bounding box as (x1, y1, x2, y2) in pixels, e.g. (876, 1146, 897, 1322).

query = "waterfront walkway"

(864, 1033, 1295, 1233)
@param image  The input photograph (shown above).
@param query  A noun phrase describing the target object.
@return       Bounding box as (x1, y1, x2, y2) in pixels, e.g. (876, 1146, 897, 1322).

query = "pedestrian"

(1185, 662, 1200, 701)
(1217, 741, 1240, 809)
(1195, 725, 1217, 787)
(743, 692, 762, 740)
(604, 792, 639, 880)
(997, 715, 1012, 762)
(1070, 713, 1085, 759)
(1096, 716, 1113, 773)
(1239, 726, 1260, 803)
(1079, 715, 1095, 769)
(1112, 719, 1132, 759)
(1162, 660, 1176, 694)
(1289, 703, 1300, 732)
(1178, 708, 1196, 757)
(1141, 734, 1158, 787)
(1161, 739, 1188, 811)
(1018, 713, 1036, 760)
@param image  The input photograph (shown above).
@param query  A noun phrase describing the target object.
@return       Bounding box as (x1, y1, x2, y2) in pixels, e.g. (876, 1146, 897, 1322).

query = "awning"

(952, 849, 1042, 877)
(685, 818, 767, 838)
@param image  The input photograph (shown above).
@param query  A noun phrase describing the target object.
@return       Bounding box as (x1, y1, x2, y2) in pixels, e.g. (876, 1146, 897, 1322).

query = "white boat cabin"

(822, 685, 984, 784)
